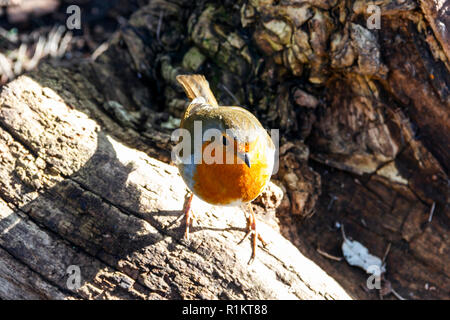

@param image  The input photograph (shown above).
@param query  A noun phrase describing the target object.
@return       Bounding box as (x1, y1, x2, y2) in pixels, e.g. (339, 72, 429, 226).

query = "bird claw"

(182, 195, 268, 264)
(182, 193, 194, 240)
(238, 204, 267, 264)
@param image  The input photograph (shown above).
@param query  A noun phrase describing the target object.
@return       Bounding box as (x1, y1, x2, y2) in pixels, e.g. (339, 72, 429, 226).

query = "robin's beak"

(244, 153, 251, 168)
(237, 152, 251, 168)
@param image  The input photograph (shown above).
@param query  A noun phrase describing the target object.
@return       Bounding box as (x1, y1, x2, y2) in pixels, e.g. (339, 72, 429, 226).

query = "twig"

(317, 248, 343, 261)
(0, 53, 14, 80)
(220, 83, 239, 104)
(327, 195, 337, 210)
(391, 288, 406, 300)
(360, 218, 367, 227)
(58, 32, 73, 57)
(48, 26, 65, 58)
(427, 201, 436, 223)
(382, 242, 391, 264)
(27, 36, 45, 70)
(14, 43, 27, 75)
(341, 224, 347, 241)
(91, 42, 109, 61)
(157, 11, 164, 43)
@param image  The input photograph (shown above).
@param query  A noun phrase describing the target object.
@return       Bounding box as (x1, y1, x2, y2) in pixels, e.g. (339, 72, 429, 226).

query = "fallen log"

(0, 75, 350, 299)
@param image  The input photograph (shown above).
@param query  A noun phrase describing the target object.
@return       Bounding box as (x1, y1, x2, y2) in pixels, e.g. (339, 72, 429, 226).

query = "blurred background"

(0, 0, 147, 84)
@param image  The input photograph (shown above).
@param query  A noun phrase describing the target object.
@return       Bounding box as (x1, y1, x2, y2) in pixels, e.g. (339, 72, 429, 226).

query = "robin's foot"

(182, 193, 195, 240)
(238, 203, 267, 264)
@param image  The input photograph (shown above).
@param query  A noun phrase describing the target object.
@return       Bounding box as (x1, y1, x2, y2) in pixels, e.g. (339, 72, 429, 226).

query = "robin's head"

(181, 106, 272, 167)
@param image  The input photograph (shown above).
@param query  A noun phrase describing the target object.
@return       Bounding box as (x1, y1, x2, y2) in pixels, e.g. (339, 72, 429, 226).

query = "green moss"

(182, 47, 206, 71)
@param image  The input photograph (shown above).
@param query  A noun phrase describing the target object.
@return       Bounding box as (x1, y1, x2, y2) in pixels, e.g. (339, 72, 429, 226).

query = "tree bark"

(0, 0, 449, 299)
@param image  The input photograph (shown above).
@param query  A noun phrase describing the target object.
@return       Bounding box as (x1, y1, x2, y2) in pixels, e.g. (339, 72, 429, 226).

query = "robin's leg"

(182, 192, 195, 240)
(239, 203, 267, 263)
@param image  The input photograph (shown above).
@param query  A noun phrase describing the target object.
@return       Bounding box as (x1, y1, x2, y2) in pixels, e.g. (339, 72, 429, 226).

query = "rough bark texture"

(0, 0, 449, 300)
(0, 75, 350, 299)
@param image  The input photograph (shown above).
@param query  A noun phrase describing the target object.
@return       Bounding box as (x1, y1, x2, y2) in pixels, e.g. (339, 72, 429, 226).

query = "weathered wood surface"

(0, 0, 449, 300)
(0, 75, 350, 299)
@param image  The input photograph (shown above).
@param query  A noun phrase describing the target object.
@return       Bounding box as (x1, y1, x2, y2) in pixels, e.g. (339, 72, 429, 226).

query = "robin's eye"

(222, 136, 228, 146)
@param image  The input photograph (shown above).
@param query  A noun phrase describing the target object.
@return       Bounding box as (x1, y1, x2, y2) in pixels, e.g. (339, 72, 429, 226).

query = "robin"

(175, 74, 275, 262)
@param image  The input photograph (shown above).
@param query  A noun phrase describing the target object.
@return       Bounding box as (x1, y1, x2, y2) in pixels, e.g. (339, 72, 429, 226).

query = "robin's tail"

(176, 74, 218, 107)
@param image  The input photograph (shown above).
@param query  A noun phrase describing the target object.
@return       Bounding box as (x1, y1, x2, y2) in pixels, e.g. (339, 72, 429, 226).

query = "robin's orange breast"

(191, 142, 272, 205)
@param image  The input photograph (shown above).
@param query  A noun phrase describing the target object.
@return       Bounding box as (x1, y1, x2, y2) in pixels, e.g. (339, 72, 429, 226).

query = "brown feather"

(176, 74, 219, 108)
